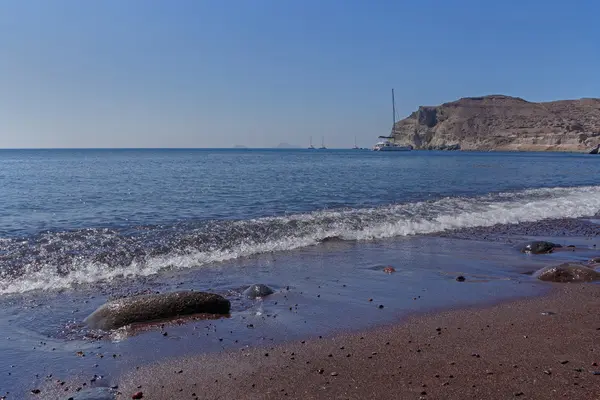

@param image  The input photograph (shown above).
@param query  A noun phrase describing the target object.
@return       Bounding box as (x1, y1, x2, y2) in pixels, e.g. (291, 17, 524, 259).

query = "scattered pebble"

(132, 392, 144, 399)
(456, 276, 466, 282)
(330, 372, 338, 376)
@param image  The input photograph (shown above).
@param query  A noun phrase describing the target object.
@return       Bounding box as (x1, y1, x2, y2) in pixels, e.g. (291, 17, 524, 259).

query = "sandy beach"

(112, 283, 600, 400)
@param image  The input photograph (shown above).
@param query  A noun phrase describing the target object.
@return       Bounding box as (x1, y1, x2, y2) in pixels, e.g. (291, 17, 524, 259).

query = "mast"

(392, 88, 396, 134)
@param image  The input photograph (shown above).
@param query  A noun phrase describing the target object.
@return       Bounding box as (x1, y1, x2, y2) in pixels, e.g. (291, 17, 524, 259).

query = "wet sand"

(116, 284, 600, 400)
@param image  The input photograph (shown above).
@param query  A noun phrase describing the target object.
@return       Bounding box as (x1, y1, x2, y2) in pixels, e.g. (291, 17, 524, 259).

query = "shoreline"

(114, 283, 600, 400)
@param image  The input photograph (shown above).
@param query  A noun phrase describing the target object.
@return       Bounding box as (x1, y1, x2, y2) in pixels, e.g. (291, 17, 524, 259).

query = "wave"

(1, 185, 600, 294)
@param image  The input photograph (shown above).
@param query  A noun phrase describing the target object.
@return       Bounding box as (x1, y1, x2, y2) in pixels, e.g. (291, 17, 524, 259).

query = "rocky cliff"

(391, 95, 600, 152)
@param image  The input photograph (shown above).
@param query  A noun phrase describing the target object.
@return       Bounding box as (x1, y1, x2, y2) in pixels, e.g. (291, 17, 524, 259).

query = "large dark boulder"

(84, 291, 230, 330)
(243, 284, 274, 299)
(520, 241, 562, 254)
(533, 263, 600, 283)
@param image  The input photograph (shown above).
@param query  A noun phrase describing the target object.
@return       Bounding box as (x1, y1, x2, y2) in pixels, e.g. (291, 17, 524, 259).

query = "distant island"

(390, 95, 600, 152)
(276, 142, 301, 149)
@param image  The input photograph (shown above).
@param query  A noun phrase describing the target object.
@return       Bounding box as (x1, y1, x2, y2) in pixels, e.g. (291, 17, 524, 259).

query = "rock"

(131, 392, 144, 400)
(590, 257, 600, 264)
(390, 95, 600, 152)
(84, 291, 231, 330)
(62, 387, 116, 400)
(520, 241, 561, 254)
(590, 144, 600, 154)
(533, 263, 600, 283)
(243, 284, 274, 299)
(456, 276, 466, 282)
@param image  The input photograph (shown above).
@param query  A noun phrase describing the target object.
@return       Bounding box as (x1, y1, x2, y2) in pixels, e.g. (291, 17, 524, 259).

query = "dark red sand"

(117, 284, 600, 400)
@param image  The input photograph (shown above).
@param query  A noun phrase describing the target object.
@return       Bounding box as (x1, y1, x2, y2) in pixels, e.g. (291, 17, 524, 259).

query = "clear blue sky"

(1, 0, 599, 148)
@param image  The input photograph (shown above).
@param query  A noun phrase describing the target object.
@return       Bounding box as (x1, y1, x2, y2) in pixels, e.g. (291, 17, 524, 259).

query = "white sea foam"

(1, 185, 599, 294)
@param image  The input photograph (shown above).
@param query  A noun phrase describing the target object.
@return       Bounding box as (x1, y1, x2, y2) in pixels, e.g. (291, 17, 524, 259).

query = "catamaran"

(372, 89, 413, 152)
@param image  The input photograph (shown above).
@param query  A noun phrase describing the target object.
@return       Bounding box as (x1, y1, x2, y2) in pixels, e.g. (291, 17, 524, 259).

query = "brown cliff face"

(392, 95, 600, 152)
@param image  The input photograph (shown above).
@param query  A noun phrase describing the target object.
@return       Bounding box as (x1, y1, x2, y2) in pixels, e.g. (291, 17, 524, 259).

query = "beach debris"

(132, 392, 144, 399)
(84, 291, 231, 330)
(540, 311, 556, 316)
(455, 276, 466, 282)
(383, 266, 396, 273)
(520, 241, 561, 254)
(243, 284, 274, 299)
(533, 263, 600, 283)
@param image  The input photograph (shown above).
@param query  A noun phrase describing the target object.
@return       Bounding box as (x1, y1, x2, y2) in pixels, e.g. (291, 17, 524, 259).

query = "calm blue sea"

(1, 148, 599, 294)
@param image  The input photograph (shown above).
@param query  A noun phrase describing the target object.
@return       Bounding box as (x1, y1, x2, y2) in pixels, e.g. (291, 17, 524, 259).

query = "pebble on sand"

(132, 392, 144, 399)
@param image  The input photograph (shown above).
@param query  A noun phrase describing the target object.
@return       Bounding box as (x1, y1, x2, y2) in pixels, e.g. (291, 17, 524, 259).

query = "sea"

(1, 148, 600, 398)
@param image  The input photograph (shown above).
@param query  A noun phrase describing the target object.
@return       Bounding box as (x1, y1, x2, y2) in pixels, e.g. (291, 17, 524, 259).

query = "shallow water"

(2, 233, 600, 398)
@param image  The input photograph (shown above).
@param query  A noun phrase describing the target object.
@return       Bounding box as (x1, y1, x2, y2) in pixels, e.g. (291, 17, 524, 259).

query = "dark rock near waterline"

(590, 257, 600, 264)
(243, 284, 274, 299)
(84, 291, 231, 330)
(456, 276, 466, 282)
(62, 387, 116, 400)
(520, 241, 561, 254)
(533, 263, 600, 283)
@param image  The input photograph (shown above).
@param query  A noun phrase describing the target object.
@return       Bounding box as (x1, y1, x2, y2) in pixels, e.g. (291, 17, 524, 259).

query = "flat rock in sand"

(84, 291, 231, 330)
(533, 263, 600, 283)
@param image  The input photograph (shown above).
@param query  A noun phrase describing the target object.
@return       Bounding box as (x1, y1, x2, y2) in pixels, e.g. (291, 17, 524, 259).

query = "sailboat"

(372, 89, 413, 152)
(308, 136, 315, 150)
(352, 136, 359, 150)
(319, 136, 327, 149)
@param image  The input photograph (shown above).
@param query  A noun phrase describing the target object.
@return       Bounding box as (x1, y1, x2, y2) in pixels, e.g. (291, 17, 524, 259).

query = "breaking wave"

(1, 185, 600, 294)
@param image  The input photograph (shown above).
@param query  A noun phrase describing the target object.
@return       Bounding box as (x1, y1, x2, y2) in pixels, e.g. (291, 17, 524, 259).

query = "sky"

(1, 0, 599, 149)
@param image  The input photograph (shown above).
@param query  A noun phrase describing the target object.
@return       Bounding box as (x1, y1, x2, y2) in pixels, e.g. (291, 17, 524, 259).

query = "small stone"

(543, 370, 552, 375)
(378, 305, 384, 309)
(317, 369, 324, 374)
(330, 372, 338, 376)
(31, 389, 41, 394)
(514, 392, 524, 397)
(560, 360, 569, 365)
(132, 392, 144, 399)
(456, 276, 466, 282)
